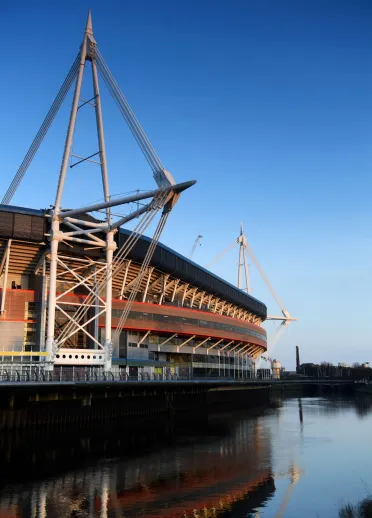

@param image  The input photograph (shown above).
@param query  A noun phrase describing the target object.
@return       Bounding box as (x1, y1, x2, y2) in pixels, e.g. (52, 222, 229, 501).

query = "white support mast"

(4, 11, 197, 371)
(45, 12, 116, 370)
(204, 223, 297, 363)
(237, 222, 250, 294)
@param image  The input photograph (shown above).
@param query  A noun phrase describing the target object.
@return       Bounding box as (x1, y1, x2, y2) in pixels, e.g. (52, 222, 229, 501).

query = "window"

(25, 302, 36, 321)
(153, 314, 169, 322)
(199, 320, 210, 328)
(112, 308, 267, 343)
(24, 323, 37, 349)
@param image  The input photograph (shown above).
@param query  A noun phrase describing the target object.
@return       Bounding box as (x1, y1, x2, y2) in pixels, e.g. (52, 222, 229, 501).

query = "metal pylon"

(46, 11, 114, 370)
(237, 222, 250, 294)
(2, 11, 196, 370)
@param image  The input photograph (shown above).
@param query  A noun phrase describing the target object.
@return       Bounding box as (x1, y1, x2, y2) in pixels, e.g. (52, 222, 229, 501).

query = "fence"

(0, 365, 269, 383)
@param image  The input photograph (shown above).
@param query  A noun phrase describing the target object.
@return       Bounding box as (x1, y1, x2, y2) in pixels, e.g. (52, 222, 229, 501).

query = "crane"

(189, 235, 203, 259)
(204, 224, 297, 362)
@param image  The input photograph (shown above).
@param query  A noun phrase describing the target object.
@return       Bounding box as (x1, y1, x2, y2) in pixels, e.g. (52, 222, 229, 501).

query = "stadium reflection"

(0, 408, 275, 518)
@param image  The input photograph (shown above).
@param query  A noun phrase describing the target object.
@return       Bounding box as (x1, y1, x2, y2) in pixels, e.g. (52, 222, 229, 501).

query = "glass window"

(110, 308, 267, 343)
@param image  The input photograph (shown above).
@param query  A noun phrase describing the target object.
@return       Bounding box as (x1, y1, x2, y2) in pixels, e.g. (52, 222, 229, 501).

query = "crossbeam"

(0, 240, 11, 314)
(138, 331, 151, 347)
(229, 342, 243, 354)
(59, 181, 196, 219)
(220, 340, 234, 352)
(157, 333, 177, 351)
(177, 335, 196, 351)
(193, 337, 211, 352)
(207, 339, 223, 354)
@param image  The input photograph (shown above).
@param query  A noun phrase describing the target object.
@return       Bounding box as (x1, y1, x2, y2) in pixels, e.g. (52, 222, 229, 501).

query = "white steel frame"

(2, 12, 194, 370)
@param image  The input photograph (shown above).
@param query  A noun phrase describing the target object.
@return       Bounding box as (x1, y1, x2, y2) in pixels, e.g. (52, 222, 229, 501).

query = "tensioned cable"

(2, 53, 81, 205)
(57, 207, 160, 345)
(204, 239, 239, 269)
(112, 192, 169, 283)
(57, 192, 170, 346)
(95, 51, 165, 181)
(96, 50, 163, 171)
(58, 191, 170, 345)
(55, 209, 156, 344)
(112, 209, 170, 346)
(111, 191, 170, 276)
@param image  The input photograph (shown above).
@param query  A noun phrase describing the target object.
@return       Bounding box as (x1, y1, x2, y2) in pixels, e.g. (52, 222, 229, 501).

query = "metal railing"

(0, 365, 265, 384)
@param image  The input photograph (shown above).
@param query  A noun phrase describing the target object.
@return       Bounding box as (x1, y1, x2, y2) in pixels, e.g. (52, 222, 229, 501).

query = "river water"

(0, 395, 371, 517)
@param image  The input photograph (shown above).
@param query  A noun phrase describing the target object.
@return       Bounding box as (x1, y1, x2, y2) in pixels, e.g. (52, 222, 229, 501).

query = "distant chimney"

(296, 345, 300, 373)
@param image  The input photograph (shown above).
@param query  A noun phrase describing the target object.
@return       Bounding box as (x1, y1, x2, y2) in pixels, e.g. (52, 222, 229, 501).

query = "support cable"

(56, 207, 159, 345)
(56, 191, 169, 346)
(95, 51, 168, 185)
(2, 53, 81, 205)
(204, 239, 238, 269)
(96, 50, 163, 171)
(243, 239, 286, 312)
(112, 209, 170, 346)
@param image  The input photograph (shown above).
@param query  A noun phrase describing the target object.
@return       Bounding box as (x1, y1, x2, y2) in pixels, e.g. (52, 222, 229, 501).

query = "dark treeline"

(298, 362, 372, 380)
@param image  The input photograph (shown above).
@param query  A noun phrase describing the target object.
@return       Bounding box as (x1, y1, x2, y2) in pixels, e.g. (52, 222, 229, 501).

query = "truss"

(2, 12, 195, 369)
(205, 223, 297, 366)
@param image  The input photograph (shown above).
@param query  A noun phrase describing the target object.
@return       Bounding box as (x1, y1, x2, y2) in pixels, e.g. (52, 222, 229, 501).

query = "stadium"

(0, 204, 267, 378)
(0, 13, 269, 380)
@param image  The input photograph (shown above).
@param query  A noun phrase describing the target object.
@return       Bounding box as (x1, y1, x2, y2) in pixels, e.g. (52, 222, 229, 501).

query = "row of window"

(113, 309, 267, 343)
(128, 342, 148, 349)
(122, 351, 251, 363)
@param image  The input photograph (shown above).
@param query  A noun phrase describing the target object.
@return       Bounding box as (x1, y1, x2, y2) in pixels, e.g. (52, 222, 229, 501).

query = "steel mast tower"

(2, 11, 195, 371)
(237, 222, 250, 294)
(205, 223, 297, 364)
(46, 12, 114, 370)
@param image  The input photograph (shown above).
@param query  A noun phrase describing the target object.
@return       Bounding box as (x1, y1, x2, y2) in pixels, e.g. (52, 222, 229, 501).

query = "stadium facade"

(0, 204, 267, 378)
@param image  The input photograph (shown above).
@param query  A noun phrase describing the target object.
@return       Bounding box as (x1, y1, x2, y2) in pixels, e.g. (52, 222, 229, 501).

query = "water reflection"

(0, 411, 274, 518)
(0, 395, 371, 517)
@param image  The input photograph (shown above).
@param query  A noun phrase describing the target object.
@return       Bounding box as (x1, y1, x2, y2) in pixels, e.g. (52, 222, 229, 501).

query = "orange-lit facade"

(0, 205, 267, 377)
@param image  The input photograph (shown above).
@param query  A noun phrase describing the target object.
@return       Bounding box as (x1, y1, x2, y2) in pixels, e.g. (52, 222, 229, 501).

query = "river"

(0, 394, 371, 517)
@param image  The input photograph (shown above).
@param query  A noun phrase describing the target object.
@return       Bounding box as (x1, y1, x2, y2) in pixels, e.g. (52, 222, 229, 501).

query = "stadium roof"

(0, 204, 267, 319)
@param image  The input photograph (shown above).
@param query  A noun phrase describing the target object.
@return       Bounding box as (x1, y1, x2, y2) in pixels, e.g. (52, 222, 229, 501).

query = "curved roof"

(119, 229, 267, 319)
(0, 204, 267, 319)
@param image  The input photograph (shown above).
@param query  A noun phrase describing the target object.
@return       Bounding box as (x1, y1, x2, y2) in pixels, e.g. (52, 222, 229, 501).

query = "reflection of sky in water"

(0, 396, 371, 517)
(260, 397, 372, 517)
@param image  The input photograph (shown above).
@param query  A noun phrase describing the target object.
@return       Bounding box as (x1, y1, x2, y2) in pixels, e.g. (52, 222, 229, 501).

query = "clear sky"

(1, 0, 372, 369)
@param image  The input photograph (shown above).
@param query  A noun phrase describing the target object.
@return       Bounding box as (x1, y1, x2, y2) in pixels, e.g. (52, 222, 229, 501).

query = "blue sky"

(1, 0, 372, 368)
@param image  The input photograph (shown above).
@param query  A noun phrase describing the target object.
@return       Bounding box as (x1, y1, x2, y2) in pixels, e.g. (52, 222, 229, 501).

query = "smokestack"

(296, 345, 300, 373)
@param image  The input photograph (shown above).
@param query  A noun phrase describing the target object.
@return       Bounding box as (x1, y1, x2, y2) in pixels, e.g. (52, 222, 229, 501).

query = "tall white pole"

(238, 240, 243, 289)
(39, 255, 47, 349)
(91, 60, 110, 208)
(243, 245, 251, 294)
(104, 231, 115, 370)
(91, 35, 114, 369)
(94, 266, 99, 344)
(0, 239, 11, 314)
(54, 37, 88, 213)
(45, 20, 88, 366)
